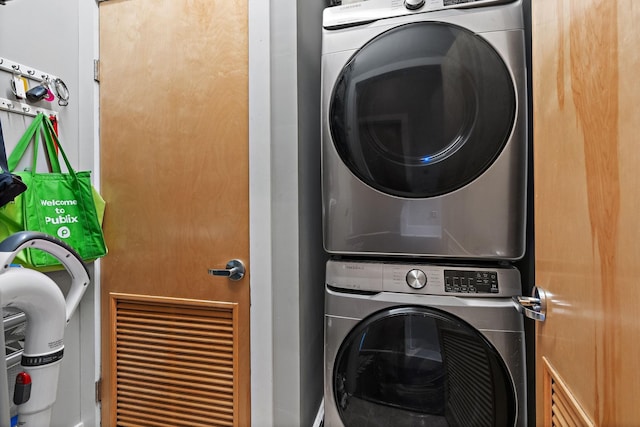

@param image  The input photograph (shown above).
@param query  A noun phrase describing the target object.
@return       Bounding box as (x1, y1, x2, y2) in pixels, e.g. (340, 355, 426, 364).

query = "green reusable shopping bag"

(0, 113, 107, 270)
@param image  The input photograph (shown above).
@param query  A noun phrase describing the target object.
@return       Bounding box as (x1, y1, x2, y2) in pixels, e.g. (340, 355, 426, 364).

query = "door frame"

(248, 0, 274, 423)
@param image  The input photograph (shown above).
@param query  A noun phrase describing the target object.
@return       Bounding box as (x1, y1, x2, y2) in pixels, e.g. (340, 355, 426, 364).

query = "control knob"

(405, 0, 425, 10)
(406, 269, 427, 289)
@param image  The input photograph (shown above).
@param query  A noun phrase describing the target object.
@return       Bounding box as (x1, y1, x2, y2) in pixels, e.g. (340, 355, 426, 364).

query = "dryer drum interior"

(333, 306, 517, 427)
(329, 22, 517, 198)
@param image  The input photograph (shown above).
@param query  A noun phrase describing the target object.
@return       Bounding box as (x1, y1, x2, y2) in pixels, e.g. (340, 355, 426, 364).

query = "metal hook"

(22, 107, 30, 113)
(11, 64, 20, 71)
(27, 69, 35, 76)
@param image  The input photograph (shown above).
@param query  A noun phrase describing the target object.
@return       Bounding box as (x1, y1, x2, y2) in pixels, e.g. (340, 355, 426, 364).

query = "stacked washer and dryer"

(320, 0, 530, 426)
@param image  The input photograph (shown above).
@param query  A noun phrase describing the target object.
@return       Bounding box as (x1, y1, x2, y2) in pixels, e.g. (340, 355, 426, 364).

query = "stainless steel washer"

(324, 259, 527, 426)
(321, 0, 528, 260)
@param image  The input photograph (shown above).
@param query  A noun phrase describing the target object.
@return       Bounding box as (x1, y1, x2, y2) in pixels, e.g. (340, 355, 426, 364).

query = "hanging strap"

(0, 117, 10, 173)
(49, 114, 59, 156)
(7, 113, 45, 171)
(6, 113, 63, 174)
(40, 115, 78, 180)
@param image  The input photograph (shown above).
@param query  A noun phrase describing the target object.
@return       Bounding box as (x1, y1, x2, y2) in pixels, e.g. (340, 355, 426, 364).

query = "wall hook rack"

(0, 97, 57, 118)
(0, 57, 59, 83)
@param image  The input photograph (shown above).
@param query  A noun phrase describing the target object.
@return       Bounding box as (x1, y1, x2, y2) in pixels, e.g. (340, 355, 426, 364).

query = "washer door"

(333, 306, 516, 426)
(329, 22, 516, 198)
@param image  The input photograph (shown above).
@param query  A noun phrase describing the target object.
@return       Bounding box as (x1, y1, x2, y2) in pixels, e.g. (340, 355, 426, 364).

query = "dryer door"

(333, 306, 516, 426)
(329, 22, 516, 198)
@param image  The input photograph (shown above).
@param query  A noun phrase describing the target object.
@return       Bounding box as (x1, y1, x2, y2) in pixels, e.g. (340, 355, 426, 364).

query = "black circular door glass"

(330, 22, 516, 198)
(333, 307, 516, 426)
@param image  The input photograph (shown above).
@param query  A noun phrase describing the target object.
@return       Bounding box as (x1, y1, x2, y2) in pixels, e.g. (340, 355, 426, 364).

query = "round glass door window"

(329, 22, 516, 198)
(333, 307, 516, 426)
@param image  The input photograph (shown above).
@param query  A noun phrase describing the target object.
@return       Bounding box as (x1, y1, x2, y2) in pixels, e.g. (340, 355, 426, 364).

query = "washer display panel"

(330, 22, 516, 198)
(333, 306, 516, 426)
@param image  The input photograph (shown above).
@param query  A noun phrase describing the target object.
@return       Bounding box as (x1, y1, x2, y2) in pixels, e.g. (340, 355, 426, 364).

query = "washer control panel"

(326, 260, 521, 297)
(444, 270, 498, 293)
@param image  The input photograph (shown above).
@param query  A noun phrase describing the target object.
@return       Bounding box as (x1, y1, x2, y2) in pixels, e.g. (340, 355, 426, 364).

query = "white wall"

(249, 0, 275, 423)
(269, 1, 303, 424)
(0, 1, 98, 426)
(296, 0, 327, 423)
(250, 0, 327, 426)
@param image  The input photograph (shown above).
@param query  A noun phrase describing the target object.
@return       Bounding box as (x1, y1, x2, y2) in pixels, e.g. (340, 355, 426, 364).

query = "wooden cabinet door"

(533, 0, 640, 425)
(99, 1, 250, 425)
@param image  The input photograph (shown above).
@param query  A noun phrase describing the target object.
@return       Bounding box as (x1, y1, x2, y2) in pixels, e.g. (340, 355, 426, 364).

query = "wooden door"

(533, 0, 639, 425)
(99, 1, 250, 426)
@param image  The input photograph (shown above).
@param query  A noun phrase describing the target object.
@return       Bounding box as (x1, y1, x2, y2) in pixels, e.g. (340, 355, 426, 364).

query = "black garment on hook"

(0, 118, 27, 208)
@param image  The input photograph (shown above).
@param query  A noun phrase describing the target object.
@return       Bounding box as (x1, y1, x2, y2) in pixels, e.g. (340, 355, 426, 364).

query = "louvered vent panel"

(113, 298, 236, 427)
(550, 377, 592, 427)
(544, 358, 594, 427)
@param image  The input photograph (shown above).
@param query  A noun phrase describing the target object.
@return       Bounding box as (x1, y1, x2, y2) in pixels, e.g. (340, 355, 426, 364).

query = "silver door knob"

(208, 259, 246, 281)
(512, 286, 547, 321)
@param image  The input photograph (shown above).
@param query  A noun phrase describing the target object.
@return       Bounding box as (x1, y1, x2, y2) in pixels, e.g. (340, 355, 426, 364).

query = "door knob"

(513, 286, 547, 321)
(208, 259, 246, 281)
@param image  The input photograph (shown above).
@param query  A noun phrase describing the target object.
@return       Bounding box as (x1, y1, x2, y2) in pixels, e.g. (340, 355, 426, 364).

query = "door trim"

(248, 0, 274, 423)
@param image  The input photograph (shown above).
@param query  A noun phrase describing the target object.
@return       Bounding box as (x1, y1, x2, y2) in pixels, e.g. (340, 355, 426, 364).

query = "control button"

(406, 269, 427, 289)
(405, 0, 425, 10)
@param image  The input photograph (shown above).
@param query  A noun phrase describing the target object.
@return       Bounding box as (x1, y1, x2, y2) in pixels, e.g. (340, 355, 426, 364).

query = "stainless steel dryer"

(324, 259, 527, 426)
(321, 0, 528, 260)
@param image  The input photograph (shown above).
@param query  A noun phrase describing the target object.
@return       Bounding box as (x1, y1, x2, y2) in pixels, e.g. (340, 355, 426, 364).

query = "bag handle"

(40, 115, 78, 180)
(35, 117, 61, 174)
(7, 113, 60, 172)
(5, 113, 79, 184)
(41, 115, 62, 173)
(6, 113, 45, 171)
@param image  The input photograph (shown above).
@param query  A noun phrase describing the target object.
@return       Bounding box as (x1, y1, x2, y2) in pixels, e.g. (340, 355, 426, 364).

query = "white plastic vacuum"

(0, 231, 90, 427)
